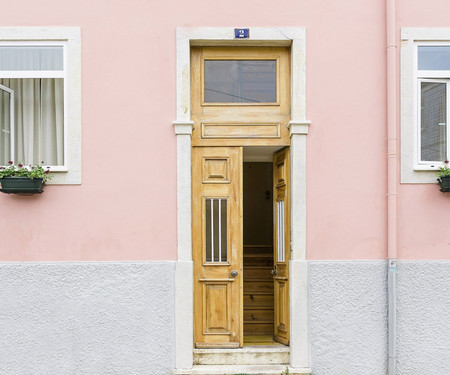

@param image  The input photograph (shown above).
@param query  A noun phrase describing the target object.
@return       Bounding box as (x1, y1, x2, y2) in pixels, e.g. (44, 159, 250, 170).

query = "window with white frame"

(401, 29, 450, 183)
(0, 43, 66, 169)
(0, 28, 81, 184)
(416, 44, 450, 166)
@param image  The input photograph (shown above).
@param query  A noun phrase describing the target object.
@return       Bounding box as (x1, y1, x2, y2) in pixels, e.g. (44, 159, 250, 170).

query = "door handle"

(231, 270, 238, 277)
(271, 268, 278, 276)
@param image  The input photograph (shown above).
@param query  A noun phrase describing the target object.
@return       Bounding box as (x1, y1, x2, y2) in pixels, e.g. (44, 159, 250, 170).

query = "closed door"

(273, 147, 290, 345)
(193, 146, 243, 348)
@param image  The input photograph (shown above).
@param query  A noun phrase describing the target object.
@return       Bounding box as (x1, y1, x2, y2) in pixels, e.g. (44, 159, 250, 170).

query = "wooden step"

(244, 281, 274, 295)
(175, 365, 311, 375)
(244, 293, 273, 307)
(193, 346, 289, 366)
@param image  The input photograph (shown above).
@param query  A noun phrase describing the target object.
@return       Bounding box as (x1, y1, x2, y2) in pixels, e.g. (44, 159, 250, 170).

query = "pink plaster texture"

(0, 0, 449, 261)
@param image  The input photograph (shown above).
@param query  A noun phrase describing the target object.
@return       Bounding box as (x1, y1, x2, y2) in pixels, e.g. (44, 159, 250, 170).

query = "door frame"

(173, 27, 311, 371)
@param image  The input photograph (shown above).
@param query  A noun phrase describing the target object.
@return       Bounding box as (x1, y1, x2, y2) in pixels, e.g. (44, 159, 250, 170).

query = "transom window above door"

(204, 60, 277, 104)
(190, 46, 290, 147)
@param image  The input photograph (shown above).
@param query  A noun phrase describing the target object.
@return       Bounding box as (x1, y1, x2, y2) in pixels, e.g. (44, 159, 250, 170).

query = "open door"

(273, 147, 290, 345)
(193, 146, 243, 348)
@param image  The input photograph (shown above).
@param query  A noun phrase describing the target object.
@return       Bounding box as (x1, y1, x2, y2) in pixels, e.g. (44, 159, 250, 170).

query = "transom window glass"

(0, 46, 64, 71)
(418, 46, 450, 71)
(0, 43, 66, 167)
(204, 60, 276, 103)
(416, 44, 450, 164)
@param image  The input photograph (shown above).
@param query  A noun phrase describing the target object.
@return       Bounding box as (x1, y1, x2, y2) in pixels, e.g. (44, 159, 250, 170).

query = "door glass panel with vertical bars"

(205, 198, 228, 263)
(277, 200, 285, 262)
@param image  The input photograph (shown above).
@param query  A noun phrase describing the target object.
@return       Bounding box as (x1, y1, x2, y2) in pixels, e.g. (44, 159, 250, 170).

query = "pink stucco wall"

(0, 0, 449, 261)
(396, 0, 450, 260)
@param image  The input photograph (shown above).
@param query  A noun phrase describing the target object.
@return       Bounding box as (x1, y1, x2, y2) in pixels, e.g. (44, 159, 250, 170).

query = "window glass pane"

(206, 199, 212, 262)
(0, 87, 11, 165)
(220, 199, 227, 261)
(277, 200, 285, 263)
(0, 46, 64, 71)
(421, 82, 447, 161)
(204, 60, 276, 103)
(0, 78, 64, 166)
(205, 198, 227, 262)
(418, 46, 450, 70)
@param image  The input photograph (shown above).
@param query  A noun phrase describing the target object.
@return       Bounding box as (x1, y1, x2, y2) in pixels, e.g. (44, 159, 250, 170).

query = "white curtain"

(0, 78, 64, 166)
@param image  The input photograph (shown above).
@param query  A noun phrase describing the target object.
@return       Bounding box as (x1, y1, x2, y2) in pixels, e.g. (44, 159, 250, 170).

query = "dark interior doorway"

(243, 162, 275, 344)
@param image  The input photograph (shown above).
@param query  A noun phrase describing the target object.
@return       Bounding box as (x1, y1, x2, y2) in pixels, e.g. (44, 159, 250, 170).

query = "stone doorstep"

(194, 346, 290, 366)
(174, 365, 312, 375)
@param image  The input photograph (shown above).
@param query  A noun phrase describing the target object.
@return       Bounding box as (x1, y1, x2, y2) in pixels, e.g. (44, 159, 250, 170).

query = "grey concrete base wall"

(397, 262, 450, 375)
(0, 262, 175, 375)
(3, 260, 450, 375)
(308, 261, 388, 375)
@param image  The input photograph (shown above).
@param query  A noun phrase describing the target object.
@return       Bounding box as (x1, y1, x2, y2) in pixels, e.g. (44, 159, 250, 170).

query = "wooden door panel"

(193, 147, 243, 348)
(202, 156, 230, 183)
(275, 279, 289, 345)
(203, 281, 232, 334)
(273, 148, 290, 345)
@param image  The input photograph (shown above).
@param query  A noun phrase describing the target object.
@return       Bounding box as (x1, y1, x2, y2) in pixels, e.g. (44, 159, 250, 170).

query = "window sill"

(401, 168, 439, 184)
(414, 163, 444, 171)
(46, 169, 80, 185)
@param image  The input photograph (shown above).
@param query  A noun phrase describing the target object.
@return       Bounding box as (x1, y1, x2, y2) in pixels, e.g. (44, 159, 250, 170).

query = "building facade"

(1, 1, 450, 374)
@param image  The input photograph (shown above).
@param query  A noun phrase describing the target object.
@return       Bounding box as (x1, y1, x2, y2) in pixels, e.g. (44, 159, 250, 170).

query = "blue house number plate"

(235, 28, 249, 39)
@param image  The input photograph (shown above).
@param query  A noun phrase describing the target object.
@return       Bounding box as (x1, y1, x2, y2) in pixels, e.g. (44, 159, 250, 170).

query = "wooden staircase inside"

(244, 245, 274, 338)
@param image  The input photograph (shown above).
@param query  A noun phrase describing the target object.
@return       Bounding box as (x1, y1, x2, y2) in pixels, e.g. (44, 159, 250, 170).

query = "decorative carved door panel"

(273, 147, 290, 345)
(193, 146, 243, 348)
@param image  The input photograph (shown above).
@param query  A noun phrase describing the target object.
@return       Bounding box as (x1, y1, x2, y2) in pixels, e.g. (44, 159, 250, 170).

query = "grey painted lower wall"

(2, 260, 450, 375)
(308, 260, 450, 375)
(0, 262, 175, 375)
(308, 261, 388, 375)
(396, 261, 450, 375)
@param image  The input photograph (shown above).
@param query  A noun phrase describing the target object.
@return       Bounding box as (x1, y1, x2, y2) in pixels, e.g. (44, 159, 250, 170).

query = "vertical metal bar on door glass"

(218, 198, 222, 262)
(211, 199, 214, 263)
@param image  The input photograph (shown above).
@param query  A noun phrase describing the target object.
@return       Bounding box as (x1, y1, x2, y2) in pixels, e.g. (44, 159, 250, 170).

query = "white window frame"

(0, 83, 14, 159)
(401, 28, 450, 183)
(0, 27, 81, 184)
(416, 77, 449, 168)
(415, 42, 450, 169)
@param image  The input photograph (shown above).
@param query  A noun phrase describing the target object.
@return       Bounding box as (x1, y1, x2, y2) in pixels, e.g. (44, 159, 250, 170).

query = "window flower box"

(0, 177, 44, 195)
(436, 161, 450, 192)
(0, 162, 51, 195)
(438, 176, 450, 192)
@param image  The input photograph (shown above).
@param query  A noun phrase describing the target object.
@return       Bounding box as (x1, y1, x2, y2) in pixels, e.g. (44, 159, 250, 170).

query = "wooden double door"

(193, 146, 290, 348)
